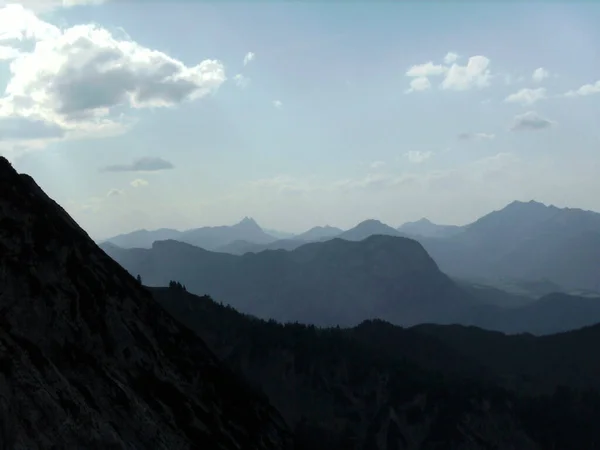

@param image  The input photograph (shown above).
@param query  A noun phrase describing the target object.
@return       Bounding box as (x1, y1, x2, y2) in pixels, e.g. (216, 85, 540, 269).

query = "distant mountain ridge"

(104, 216, 277, 250)
(102, 233, 600, 335)
(398, 217, 464, 238)
(105, 199, 600, 292)
(103, 234, 476, 327)
(420, 200, 600, 291)
(294, 225, 344, 241)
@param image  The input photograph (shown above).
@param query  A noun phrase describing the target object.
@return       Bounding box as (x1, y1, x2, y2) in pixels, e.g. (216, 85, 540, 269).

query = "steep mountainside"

(104, 217, 276, 250)
(153, 286, 600, 450)
(419, 200, 600, 291)
(0, 157, 291, 449)
(103, 235, 477, 327)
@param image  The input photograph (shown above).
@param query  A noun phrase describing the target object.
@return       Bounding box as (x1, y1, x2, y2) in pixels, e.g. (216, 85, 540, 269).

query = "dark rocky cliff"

(0, 157, 292, 449)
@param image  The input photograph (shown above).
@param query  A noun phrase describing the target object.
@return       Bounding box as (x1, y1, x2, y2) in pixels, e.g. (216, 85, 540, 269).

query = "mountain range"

(3, 156, 600, 448)
(104, 200, 600, 292)
(101, 233, 600, 335)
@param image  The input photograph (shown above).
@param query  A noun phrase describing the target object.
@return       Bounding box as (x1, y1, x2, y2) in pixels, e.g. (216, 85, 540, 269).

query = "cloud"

(106, 188, 123, 197)
(441, 56, 491, 91)
(0, 0, 107, 13)
(0, 117, 65, 141)
(0, 4, 226, 151)
(405, 150, 433, 163)
(405, 53, 492, 92)
(370, 160, 385, 169)
(510, 111, 555, 132)
(406, 62, 447, 78)
(532, 67, 550, 83)
(243, 51, 255, 66)
(504, 87, 547, 106)
(443, 52, 458, 64)
(273, 100, 283, 109)
(130, 178, 149, 188)
(457, 132, 495, 141)
(233, 74, 250, 89)
(564, 80, 600, 97)
(405, 77, 431, 93)
(0, 45, 20, 60)
(101, 157, 174, 172)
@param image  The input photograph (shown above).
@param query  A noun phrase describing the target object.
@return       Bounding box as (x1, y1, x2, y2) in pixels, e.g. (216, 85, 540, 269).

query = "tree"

(136, 274, 142, 284)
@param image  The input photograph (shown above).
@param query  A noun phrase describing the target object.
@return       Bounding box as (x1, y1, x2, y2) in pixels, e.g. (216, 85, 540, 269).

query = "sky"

(1, 0, 600, 240)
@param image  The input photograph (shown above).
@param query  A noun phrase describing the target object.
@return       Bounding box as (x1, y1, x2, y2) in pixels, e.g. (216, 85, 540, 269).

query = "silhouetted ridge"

(0, 157, 291, 448)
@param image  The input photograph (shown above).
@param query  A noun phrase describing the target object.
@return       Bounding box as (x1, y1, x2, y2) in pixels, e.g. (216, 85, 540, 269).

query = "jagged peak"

(236, 216, 259, 226)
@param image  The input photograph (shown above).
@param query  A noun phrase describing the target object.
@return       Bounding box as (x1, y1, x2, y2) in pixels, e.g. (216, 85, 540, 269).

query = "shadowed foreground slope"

(153, 285, 600, 450)
(0, 157, 291, 449)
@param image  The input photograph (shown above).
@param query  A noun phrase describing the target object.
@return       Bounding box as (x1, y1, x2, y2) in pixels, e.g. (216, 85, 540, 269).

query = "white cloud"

(0, 45, 19, 60)
(457, 132, 495, 141)
(532, 67, 550, 83)
(504, 87, 547, 106)
(510, 111, 555, 132)
(405, 77, 431, 93)
(564, 80, 600, 97)
(443, 52, 458, 64)
(405, 53, 492, 92)
(273, 100, 283, 109)
(0, 0, 106, 13)
(101, 157, 174, 172)
(0, 4, 226, 153)
(233, 74, 250, 89)
(406, 61, 447, 78)
(441, 55, 491, 91)
(243, 51, 255, 66)
(405, 150, 433, 163)
(370, 160, 385, 169)
(130, 178, 149, 188)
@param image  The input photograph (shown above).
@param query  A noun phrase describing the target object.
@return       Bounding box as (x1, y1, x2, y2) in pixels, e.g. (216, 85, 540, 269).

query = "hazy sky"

(1, 1, 599, 239)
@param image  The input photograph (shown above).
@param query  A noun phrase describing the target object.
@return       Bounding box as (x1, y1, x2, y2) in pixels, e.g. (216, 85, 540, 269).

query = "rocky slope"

(0, 157, 291, 449)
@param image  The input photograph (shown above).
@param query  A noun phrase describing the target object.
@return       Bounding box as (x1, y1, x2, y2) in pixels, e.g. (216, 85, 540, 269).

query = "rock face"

(0, 157, 291, 449)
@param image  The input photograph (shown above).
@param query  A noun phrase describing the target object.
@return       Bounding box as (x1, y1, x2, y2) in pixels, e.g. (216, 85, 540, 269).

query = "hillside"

(0, 157, 291, 448)
(103, 235, 476, 327)
(153, 286, 600, 450)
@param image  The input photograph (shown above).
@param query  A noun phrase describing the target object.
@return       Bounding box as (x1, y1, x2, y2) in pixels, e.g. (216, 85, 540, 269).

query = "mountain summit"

(0, 157, 291, 448)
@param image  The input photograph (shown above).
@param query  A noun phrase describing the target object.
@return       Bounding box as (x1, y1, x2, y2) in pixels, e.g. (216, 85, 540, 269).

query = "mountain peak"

(505, 199, 549, 210)
(236, 216, 260, 228)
